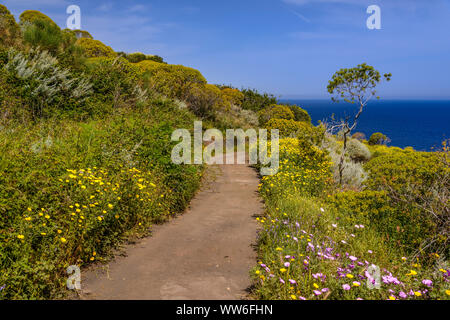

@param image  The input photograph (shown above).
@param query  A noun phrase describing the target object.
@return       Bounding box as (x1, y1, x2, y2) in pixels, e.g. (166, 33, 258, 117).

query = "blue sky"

(3, 0, 450, 99)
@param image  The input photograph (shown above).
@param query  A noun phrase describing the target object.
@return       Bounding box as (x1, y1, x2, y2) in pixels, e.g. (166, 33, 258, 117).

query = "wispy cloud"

(290, 9, 310, 23)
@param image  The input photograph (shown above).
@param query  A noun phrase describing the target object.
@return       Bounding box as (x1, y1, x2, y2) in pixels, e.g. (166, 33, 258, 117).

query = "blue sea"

(281, 100, 450, 151)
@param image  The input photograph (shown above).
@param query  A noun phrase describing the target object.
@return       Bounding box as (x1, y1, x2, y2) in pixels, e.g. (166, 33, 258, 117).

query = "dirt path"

(80, 153, 263, 300)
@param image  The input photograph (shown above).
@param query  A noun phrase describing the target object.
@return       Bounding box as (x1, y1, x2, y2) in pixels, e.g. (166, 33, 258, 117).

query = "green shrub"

(19, 10, 58, 28)
(258, 105, 294, 125)
(73, 30, 93, 39)
(125, 52, 165, 64)
(76, 38, 116, 58)
(85, 57, 143, 107)
(22, 19, 64, 54)
(265, 118, 324, 144)
(0, 5, 21, 48)
(0, 103, 202, 299)
(368, 132, 390, 145)
(241, 88, 278, 112)
(185, 83, 222, 120)
(347, 139, 371, 162)
(139, 62, 207, 100)
(221, 87, 244, 109)
(288, 105, 311, 123)
(4, 49, 93, 118)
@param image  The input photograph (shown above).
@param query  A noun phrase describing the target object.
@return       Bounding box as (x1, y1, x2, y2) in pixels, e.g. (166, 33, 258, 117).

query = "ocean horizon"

(280, 99, 450, 151)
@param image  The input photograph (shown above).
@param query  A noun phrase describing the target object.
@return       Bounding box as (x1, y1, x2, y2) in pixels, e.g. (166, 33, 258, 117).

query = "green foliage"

(22, 19, 64, 54)
(4, 49, 93, 118)
(265, 118, 324, 144)
(84, 57, 142, 107)
(220, 87, 244, 108)
(19, 10, 58, 28)
(125, 52, 165, 64)
(139, 62, 207, 100)
(270, 105, 295, 120)
(288, 105, 311, 123)
(0, 103, 202, 299)
(73, 30, 93, 39)
(258, 105, 293, 125)
(363, 150, 449, 251)
(76, 38, 116, 58)
(0, 5, 21, 48)
(185, 83, 222, 121)
(327, 63, 391, 104)
(368, 132, 390, 145)
(240, 88, 278, 112)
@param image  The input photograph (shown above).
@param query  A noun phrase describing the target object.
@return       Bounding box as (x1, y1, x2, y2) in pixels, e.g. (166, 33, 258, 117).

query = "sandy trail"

(79, 153, 262, 300)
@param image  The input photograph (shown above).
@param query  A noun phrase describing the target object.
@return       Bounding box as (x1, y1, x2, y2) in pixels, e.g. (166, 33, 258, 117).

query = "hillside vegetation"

(0, 5, 270, 299)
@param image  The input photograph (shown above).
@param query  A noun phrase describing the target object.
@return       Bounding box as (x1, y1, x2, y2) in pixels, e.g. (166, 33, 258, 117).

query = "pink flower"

(342, 284, 351, 291)
(313, 290, 322, 296)
(279, 278, 285, 284)
(422, 279, 433, 287)
(399, 291, 407, 299)
(349, 256, 357, 262)
(284, 262, 290, 267)
(289, 279, 297, 285)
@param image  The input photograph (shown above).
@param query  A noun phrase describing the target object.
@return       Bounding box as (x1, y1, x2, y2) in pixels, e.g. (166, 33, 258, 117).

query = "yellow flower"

(57, 230, 62, 234)
(313, 283, 319, 289)
(41, 233, 47, 236)
(280, 268, 287, 273)
(291, 295, 297, 300)
(45, 215, 50, 219)
(97, 216, 103, 221)
(346, 274, 354, 279)
(90, 257, 95, 261)
(276, 247, 283, 251)
(445, 290, 450, 296)
(24, 217, 32, 221)
(414, 291, 422, 297)
(108, 204, 113, 209)
(352, 282, 360, 287)
(255, 270, 260, 275)
(17, 234, 25, 240)
(60, 238, 67, 243)
(27, 207, 32, 212)
(389, 296, 396, 300)
(406, 270, 417, 276)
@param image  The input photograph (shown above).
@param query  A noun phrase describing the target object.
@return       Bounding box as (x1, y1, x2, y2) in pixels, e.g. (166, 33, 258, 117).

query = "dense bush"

(221, 87, 244, 109)
(139, 62, 207, 100)
(84, 57, 143, 107)
(73, 30, 93, 39)
(76, 38, 116, 58)
(288, 105, 312, 123)
(4, 49, 93, 118)
(241, 88, 278, 112)
(369, 132, 390, 145)
(265, 118, 324, 144)
(347, 139, 371, 162)
(19, 10, 58, 28)
(0, 5, 21, 48)
(0, 103, 203, 299)
(259, 105, 294, 125)
(125, 52, 165, 64)
(185, 83, 222, 121)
